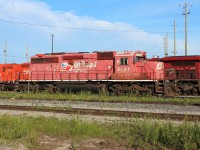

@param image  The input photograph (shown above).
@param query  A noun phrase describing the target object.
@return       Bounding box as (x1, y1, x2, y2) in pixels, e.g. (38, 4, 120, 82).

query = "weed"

(0, 91, 199, 105)
(0, 114, 199, 149)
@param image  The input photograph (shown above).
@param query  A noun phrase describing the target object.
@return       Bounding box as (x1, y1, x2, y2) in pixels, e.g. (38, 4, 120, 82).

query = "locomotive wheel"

(45, 84, 57, 94)
(133, 89, 140, 96)
(33, 84, 40, 93)
(108, 87, 121, 95)
(98, 84, 108, 94)
(0, 84, 5, 91)
(148, 89, 153, 96)
(20, 84, 28, 93)
(164, 86, 178, 97)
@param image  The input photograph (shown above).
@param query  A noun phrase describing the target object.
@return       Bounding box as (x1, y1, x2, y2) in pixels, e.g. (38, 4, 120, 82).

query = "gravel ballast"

(0, 99, 199, 115)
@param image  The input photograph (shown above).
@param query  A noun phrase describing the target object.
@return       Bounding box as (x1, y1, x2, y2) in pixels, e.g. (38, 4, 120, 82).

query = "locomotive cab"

(111, 51, 151, 80)
(111, 50, 164, 80)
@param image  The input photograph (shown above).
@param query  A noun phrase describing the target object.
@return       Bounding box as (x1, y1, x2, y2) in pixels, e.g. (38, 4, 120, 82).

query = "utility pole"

(50, 34, 54, 53)
(164, 36, 166, 57)
(4, 41, 7, 64)
(164, 33, 168, 57)
(26, 44, 29, 62)
(180, 2, 192, 56)
(26, 44, 29, 94)
(173, 19, 177, 56)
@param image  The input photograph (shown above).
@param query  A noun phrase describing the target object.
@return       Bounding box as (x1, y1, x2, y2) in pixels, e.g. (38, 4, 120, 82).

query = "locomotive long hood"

(162, 55, 200, 62)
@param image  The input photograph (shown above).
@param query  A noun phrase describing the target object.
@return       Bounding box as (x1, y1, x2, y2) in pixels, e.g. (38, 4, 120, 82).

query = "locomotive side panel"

(0, 63, 30, 91)
(60, 52, 114, 80)
(29, 52, 115, 81)
(0, 64, 21, 82)
(162, 56, 200, 80)
(19, 63, 30, 80)
(30, 55, 61, 80)
(143, 62, 164, 80)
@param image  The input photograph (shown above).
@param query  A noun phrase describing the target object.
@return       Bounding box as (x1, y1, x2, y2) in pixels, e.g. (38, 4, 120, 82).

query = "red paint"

(0, 63, 30, 82)
(29, 51, 164, 81)
(162, 56, 200, 79)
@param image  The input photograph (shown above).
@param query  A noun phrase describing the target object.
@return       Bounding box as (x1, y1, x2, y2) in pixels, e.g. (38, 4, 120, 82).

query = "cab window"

(120, 58, 128, 65)
(134, 56, 144, 63)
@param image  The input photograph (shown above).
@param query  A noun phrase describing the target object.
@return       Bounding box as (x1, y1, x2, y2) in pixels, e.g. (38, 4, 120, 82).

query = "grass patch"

(0, 91, 199, 105)
(0, 115, 199, 150)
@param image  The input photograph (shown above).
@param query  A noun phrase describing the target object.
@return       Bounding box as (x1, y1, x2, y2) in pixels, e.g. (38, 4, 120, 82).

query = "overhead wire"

(0, 19, 179, 34)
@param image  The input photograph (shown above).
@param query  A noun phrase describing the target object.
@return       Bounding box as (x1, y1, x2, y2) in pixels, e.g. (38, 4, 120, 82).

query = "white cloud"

(0, 0, 192, 63)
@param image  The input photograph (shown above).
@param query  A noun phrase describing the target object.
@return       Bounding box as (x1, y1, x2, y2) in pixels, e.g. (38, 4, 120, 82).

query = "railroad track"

(0, 105, 199, 122)
(1, 98, 200, 107)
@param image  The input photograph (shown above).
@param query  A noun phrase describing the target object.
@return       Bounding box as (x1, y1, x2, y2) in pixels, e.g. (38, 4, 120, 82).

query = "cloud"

(0, 0, 186, 63)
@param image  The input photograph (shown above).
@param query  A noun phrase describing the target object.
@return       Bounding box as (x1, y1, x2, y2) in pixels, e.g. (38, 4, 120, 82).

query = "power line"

(0, 19, 176, 34)
(0, 54, 26, 58)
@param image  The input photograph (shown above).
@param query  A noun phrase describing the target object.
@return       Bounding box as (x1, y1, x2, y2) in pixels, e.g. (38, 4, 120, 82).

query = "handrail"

(30, 70, 110, 81)
(2, 69, 199, 82)
(163, 69, 200, 80)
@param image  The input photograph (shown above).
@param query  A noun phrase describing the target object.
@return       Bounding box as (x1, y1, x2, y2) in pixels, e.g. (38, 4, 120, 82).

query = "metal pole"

(184, 2, 188, 56)
(166, 33, 168, 56)
(51, 34, 54, 53)
(164, 33, 168, 57)
(26, 44, 29, 62)
(4, 41, 7, 64)
(173, 19, 176, 56)
(164, 36, 166, 56)
(180, 2, 191, 56)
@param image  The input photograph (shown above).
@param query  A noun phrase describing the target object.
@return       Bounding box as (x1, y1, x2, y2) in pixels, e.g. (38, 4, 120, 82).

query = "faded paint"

(61, 62, 72, 71)
(61, 61, 97, 72)
(28, 50, 165, 81)
(156, 62, 164, 70)
(117, 67, 131, 72)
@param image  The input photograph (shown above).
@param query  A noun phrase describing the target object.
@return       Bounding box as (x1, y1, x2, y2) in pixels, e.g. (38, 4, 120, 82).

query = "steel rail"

(0, 105, 199, 121)
(0, 98, 199, 106)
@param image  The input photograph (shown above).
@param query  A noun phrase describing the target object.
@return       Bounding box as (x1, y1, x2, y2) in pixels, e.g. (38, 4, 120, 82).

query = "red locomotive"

(0, 63, 29, 90)
(0, 50, 199, 97)
(17, 50, 164, 95)
(162, 55, 200, 96)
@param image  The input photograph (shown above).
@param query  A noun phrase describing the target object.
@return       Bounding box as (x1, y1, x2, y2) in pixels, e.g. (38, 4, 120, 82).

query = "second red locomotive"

(162, 55, 200, 96)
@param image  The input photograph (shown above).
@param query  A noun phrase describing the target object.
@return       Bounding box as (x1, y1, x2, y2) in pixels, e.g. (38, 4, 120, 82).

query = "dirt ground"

(0, 135, 132, 150)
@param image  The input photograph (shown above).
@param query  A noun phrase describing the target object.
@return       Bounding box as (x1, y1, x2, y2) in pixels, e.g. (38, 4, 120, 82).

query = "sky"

(0, 0, 199, 63)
